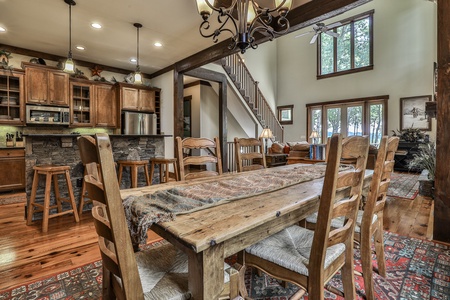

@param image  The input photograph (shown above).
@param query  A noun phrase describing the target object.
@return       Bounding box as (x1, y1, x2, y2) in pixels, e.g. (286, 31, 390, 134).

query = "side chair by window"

(240, 134, 370, 299)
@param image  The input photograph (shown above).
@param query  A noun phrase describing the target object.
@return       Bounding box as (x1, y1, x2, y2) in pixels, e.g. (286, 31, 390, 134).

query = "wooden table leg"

(188, 243, 225, 300)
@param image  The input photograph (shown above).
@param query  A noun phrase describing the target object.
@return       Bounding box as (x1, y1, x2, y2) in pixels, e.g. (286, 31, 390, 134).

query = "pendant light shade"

(63, 0, 76, 73)
(133, 23, 143, 85)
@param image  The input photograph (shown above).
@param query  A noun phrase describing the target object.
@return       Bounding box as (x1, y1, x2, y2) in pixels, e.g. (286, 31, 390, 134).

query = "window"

(306, 95, 388, 145)
(318, 10, 374, 79)
(277, 105, 294, 125)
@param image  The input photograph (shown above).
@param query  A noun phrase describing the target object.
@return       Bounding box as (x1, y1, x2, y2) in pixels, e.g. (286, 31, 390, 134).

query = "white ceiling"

(0, 0, 310, 75)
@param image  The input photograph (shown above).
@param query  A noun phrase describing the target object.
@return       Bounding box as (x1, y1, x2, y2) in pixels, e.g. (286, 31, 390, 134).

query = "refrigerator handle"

(140, 114, 144, 134)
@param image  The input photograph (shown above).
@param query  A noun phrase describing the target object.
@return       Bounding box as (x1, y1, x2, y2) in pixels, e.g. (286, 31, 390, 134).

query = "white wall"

(151, 71, 175, 160)
(241, 41, 278, 112)
(275, 0, 437, 142)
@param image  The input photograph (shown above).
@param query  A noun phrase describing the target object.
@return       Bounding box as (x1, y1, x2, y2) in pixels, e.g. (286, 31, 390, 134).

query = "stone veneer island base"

(25, 134, 169, 219)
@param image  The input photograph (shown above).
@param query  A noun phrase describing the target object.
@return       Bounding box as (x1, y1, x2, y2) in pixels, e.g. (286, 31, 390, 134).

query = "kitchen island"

(24, 134, 171, 218)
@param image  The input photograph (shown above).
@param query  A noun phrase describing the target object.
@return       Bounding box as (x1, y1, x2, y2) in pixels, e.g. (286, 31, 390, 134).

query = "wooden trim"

(306, 94, 389, 107)
(0, 44, 141, 76)
(183, 80, 212, 89)
(317, 65, 374, 80)
(277, 105, 294, 125)
(316, 10, 374, 78)
(183, 68, 228, 172)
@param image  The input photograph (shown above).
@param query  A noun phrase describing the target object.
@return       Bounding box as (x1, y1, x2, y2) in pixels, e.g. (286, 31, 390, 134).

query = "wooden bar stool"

(149, 157, 179, 184)
(27, 165, 80, 233)
(117, 160, 150, 188)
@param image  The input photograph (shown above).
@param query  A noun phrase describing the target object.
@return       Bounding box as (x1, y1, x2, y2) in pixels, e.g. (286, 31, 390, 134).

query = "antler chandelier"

(196, 0, 292, 53)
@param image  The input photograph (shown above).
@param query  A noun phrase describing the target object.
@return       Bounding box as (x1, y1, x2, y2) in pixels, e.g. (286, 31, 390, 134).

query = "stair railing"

(222, 54, 284, 142)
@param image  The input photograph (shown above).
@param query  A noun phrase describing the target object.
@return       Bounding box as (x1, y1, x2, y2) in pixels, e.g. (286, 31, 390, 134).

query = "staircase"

(221, 54, 284, 142)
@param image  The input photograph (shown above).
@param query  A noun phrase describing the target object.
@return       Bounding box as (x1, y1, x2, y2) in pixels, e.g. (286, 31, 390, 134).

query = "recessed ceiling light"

(0, 27, 6, 32)
(130, 58, 137, 63)
(91, 23, 102, 29)
(154, 42, 162, 47)
(76, 45, 85, 50)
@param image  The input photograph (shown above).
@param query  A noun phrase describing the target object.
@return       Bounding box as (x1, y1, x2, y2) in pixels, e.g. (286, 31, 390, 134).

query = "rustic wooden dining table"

(120, 164, 373, 300)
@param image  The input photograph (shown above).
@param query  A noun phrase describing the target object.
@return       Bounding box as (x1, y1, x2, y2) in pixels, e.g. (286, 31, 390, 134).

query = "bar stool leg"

(27, 169, 40, 225)
(164, 163, 170, 183)
(149, 162, 155, 185)
(65, 169, 80, 223)
(53, 173, 63, 213)
(173, 161, 179, 181)
(159, 163, 163, 184)
(118, 164, 124, 186)
(42, 172, 52, 233)
(144, 164, 150, 186)
(130, 166, 138, 188)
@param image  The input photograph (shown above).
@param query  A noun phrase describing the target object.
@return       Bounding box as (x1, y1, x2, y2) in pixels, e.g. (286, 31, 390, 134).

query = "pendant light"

(133, 23, 143, 85)
(63, 0, 76, 73)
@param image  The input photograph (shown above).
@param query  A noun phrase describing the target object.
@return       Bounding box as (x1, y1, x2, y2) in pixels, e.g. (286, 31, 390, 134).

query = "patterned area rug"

(1, 233, 449, 300)
(387, 172, 420, 199)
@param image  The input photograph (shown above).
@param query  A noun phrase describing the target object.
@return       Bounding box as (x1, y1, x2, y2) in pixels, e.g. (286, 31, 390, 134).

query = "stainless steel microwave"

(26, 105, 70, 125)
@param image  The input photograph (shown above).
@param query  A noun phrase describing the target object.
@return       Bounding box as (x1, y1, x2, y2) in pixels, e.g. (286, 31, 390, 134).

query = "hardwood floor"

(0, 192, 435, 291)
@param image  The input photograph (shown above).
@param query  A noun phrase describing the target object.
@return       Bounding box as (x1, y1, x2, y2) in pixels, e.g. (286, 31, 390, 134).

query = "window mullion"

(350, 21, 355, 69)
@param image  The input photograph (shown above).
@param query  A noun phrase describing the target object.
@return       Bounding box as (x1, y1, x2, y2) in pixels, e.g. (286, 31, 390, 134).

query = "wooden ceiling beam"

(150, 0, 372, 77)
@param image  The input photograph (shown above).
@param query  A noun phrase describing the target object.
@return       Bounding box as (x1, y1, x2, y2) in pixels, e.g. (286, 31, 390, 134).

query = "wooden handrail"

(222, 54, 284, 142)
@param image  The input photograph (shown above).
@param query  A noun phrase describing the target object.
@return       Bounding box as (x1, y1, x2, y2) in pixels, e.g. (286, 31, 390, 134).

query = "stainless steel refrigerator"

(122, 111, 157, 135)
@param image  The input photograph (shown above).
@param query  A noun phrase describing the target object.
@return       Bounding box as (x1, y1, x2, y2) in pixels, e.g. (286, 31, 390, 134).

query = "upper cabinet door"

(48, 72, 69, 106)
(121, 87, 139, 111)
(139, 89, 155, 112)
(23, 63, 69, 107)
(25, 67, 48, 104)
(95, 83, 118, 127)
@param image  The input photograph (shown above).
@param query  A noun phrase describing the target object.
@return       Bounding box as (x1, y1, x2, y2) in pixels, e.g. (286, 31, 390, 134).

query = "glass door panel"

(326, 107, 341, 138)
(346, 105, 363, 137)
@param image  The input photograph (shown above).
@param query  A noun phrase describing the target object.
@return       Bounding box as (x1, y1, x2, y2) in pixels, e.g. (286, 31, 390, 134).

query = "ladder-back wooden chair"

(88, 133, 240, 299)
(305, 136, 399, 300)
(77, 135, 100, 215)
(175, 136, 223, 181)
(240, 134, 369, 299)
(234, 137, 266, 172)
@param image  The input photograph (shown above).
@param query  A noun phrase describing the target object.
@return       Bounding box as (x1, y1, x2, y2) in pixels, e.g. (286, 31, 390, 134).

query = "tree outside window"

(318, 10, 374, 78)
(307, 96, 387, 145)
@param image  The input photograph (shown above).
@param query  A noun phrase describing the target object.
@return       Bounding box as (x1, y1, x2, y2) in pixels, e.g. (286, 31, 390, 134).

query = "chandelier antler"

(196, 0, 292, 53)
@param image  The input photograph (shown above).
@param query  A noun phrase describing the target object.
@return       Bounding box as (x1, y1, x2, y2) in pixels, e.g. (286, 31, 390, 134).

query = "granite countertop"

(23, 134, 172, 138)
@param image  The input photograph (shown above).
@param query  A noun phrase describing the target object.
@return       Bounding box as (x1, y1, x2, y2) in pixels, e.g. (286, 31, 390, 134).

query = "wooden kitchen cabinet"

(0, 69, 25, 125)
(70, 79, 93, 126)
(117, 82, 156, 112)
(23, 62, 69, 106)
(0, 149, 25, 192)
(94, 82, 118, 127)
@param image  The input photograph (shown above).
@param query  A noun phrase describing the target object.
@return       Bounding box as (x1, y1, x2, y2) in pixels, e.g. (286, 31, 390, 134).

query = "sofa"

(270, 140, 378, 169)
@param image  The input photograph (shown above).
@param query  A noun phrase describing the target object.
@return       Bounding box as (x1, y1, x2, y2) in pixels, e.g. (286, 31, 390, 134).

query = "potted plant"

(392, 127, 425, 142)
(408, 142, 436, 198)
